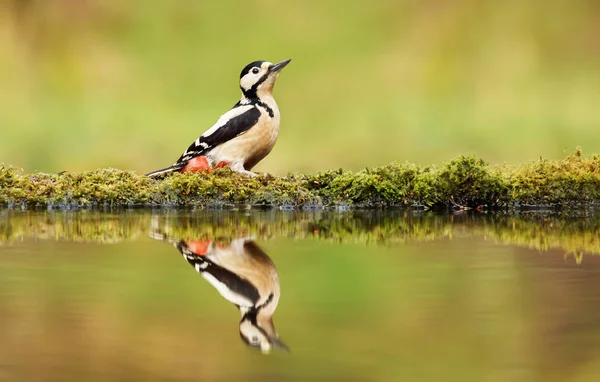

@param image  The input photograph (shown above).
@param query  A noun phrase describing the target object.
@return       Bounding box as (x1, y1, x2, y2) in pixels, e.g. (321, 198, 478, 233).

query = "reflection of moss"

(2, 210, 600, 261)
(0, 211, 147, 244)
(1, 149, 599, 208)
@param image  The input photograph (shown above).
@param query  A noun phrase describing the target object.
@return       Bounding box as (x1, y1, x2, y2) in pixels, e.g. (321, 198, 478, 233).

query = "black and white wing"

(176, 240, 261, 309)
(145, 105, 260, 177)
(175, 105, 261, 164)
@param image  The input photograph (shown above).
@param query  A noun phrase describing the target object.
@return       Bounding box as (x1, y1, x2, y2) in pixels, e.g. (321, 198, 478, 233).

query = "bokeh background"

(1, 0, 599, 175)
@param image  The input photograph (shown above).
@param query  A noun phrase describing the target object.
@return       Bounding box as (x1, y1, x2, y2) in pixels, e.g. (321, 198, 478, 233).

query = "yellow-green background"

(1, 0, 599, 175)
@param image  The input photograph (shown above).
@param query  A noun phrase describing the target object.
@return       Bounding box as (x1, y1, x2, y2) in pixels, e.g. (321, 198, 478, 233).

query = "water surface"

(1, 210, 600, 381)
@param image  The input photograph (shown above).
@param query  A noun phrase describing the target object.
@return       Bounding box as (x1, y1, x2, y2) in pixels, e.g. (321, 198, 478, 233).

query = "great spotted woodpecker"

(150, 222, 288, 353)
(175, 238, 287, 353)
(146, 59, 291, 178)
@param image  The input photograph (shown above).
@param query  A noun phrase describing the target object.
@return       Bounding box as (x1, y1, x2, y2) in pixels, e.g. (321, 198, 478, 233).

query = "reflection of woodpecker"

(149, 225, 288, 353)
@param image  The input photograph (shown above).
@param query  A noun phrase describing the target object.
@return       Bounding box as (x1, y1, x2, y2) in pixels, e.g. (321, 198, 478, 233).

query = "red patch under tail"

(181, 156, 211, 173)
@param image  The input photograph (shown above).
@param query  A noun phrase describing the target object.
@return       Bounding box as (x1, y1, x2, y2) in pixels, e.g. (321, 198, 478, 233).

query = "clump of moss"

(0, 166, 156, 207)
(508, 150, 600, 206)
(430, 156, 509, 208)
(1, 149, 600, 209)
(154, 170, 318, 207)
(305, 162, 426, 207)
(303, 155, 544, 208)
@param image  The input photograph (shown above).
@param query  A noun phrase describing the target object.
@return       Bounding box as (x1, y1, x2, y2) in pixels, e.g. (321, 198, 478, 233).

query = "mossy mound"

(1, 149, 599, 209)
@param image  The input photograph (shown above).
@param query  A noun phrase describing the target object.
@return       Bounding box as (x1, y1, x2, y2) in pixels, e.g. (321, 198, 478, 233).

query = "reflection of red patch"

(187, 240, 211, 255)
(182, 156, 211, 173)
(214, 161, 231, 169)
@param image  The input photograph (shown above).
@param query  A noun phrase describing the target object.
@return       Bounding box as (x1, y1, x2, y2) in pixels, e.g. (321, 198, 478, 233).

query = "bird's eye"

(251, 68, 260, 74)
(251, 336, 260, 344)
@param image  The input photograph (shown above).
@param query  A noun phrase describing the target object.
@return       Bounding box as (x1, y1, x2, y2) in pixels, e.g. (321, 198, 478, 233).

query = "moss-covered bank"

(1, 149, 600, 209)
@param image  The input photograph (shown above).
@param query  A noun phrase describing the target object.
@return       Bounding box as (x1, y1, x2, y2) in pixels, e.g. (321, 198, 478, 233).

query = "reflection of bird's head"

(239, 309, 289, 354)
(239, 59, 291, 98)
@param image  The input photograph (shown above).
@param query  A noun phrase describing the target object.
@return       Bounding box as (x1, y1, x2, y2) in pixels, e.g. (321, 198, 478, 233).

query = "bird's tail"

(145, 163, 186, 178)
(146, 156, 213, 178)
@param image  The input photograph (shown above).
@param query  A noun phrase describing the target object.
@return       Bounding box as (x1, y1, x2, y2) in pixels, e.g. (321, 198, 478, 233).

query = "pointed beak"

(270, 337, 290, 353)
(269, 59, 292, 73)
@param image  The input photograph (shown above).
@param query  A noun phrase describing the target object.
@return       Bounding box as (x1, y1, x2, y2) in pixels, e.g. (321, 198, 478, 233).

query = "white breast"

(210, 96, 280, 170)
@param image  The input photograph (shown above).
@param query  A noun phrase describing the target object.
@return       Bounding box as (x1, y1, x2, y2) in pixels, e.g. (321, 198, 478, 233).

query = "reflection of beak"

(268, 59, 292, 73)
(270, 337, 290, 353)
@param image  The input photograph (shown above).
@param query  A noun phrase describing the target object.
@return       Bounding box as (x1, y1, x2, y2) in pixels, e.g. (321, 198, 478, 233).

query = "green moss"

(1, 149, 600, 209)
(508, 152, 600, 205)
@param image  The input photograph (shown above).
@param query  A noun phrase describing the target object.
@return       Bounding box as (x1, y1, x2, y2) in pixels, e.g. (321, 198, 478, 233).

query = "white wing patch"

(201, 272, 254, 308)
(193, 139, 209, 149)
(201, 105, 255, 138)
(194, 262, 209, 271)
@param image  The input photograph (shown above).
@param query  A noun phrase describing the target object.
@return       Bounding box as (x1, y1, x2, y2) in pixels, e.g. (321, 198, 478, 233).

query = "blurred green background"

(1, 0, 599, 175)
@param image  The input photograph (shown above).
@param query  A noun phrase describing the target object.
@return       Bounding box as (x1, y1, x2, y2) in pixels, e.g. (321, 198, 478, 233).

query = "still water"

(1, 209, 600, 381)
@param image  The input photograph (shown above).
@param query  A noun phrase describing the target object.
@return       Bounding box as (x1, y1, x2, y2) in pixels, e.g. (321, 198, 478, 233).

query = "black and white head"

(239, 59, 291, 99)
(239, 312, 289, 354)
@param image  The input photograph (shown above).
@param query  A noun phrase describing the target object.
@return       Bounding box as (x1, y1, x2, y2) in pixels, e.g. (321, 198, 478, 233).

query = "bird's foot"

(235, 169, 258, 177)
(214, 161, 231, 169)
(229, 162, 258, 177)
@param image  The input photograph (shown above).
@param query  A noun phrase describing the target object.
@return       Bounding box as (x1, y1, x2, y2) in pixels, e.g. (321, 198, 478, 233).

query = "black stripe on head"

(249, 74, 270, 95)
(239, 312, 272, 349)
(241, 87, 257, 100)
(240, 60, 271, 100)
(242, 75, 270, 100)
(240, 61, 265, 79)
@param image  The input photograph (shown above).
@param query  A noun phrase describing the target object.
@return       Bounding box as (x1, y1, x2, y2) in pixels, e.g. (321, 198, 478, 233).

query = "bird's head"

(239, 59, 291, 99)
(239, 312, 289, 354)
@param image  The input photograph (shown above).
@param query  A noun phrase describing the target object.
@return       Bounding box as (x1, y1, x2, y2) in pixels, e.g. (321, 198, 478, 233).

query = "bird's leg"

(230, 162, 258, 177)
(214, 161, 231, 169)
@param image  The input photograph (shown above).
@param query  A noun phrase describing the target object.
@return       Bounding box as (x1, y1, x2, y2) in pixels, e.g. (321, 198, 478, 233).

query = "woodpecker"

(150, 231, 288, 353)
(146, 59, 291, 178)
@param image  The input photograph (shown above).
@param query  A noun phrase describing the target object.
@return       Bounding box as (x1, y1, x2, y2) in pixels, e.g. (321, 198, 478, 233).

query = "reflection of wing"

(205, 239, 280, 309)
(176, 240, 259, 308)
